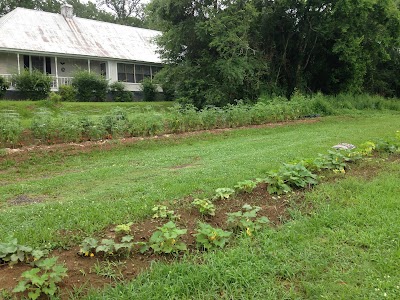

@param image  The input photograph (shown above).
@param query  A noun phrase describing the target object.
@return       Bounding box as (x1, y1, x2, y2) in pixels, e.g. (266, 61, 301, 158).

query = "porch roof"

(0, 8, 161, 64)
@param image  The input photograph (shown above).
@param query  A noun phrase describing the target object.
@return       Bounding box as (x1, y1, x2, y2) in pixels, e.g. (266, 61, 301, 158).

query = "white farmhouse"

(0, 5, 162, 92)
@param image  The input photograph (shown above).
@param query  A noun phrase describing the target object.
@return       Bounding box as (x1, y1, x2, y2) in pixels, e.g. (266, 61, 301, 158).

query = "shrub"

(109, 81, 133, 102)
(140, 78, 157, 101)
(101, 107, 129, 137)
(0, 75, 10, 98)
(72, 71, 108, 102)
(58, 85, 77, 102)
(13, 70, 52, 100)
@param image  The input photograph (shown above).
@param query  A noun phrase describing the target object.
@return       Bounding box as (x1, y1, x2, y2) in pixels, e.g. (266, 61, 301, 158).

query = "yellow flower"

(246, 228, 252, 236)
(84, 251, 89, 257)
(90, 253, 95, 257)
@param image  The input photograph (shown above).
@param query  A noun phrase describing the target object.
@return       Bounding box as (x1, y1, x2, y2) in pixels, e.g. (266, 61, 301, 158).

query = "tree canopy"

(149, 0, 400, 107)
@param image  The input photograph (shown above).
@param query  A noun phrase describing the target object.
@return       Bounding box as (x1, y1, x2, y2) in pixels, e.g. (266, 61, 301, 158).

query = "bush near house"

(109, 82, 133, 102)
(140, 78, 157, 101)
(12, 70, 52, 100)
(72, 71, 108, 102)
(0, 75, 10, 99)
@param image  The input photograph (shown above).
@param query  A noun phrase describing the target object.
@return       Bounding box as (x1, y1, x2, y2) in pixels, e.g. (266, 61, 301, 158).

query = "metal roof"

(0, 8, 162, 64)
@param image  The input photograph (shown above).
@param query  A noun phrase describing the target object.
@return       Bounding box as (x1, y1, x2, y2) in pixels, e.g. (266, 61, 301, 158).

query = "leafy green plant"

(13, 70, 52, 100)
(265, 162, 319, 194)
(0, 237, 46, 266)
(47, 92, 61, 103)
(114, 222, 133, 235)
(214, 188, 235, 200)
(194, 222, 232, 250)
(192, 198, 216, 216)
(78, 236, 134, 258)
(227, 204, 269, 236)
(148, 221, 187, 254)
(13, 257, 68, 300)
(151, 204, 177, 220)
(30, 108, 56, 142)
(234, 180, 258, 193)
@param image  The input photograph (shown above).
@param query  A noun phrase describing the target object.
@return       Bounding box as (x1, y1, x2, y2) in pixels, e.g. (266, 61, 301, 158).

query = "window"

(117, 63, 163, 83)
(117, 63, 134, 83)
(135, 65, 151, 82)
(23, 55, 51, 74)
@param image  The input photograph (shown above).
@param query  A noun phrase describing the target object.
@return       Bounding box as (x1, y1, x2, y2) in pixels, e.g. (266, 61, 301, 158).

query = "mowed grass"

(0, 112, 399, 248)
(81, 158, 400, 300)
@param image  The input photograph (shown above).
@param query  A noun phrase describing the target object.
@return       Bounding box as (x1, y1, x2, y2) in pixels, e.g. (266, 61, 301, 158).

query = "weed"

(90, 260, 125, 281)
(114, 222, 133, 235)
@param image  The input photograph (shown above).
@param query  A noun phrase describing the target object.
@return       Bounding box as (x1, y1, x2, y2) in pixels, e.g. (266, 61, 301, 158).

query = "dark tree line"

(148, 0, 400, 107)
(0, 0, 146, 27)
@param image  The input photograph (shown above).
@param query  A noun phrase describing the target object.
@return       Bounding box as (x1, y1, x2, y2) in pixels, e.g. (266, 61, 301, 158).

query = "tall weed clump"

(0, 111, 23, 147)
(0, 75, 10, 99)
(30, 109, 57, 142)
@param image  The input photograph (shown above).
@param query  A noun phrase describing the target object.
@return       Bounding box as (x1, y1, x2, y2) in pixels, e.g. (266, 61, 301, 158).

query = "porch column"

(55, 56, 59, 90)
(88, 59, 91, 73)
(17, 53, 21, 74)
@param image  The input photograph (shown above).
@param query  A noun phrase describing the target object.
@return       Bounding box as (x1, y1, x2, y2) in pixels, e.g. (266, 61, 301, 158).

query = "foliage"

(234, 180, 258, 193)
(0, 111, 23, 146)
(151, 205, 177, 220)
(149, 0, 400, 104)
(114, 222, 133, 235)
(72, 70, 108, 102)
(13, 70, 52, 100)
(58, 85, 77, 102)
(191, 198, 216, 216)
(148, 221, 187, 254)
(264, 163, 319, 195)
(140, 78, 157, 102)
(101, 107, 129, 137)
(226, 204, 269, 236)
(47, 92, 61, 103)
(0, 75, 10, 98)
(78, 235, 134, 258)
(214, 188, 235, 200)
(0, 237, 33, 265)
(109, 81, 133, 102)
(194, 222, 232, 250)
(12, 257, 67, 300)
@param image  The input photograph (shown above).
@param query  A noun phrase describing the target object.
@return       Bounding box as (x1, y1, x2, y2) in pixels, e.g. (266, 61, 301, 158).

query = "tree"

(98, 0, 144, 25)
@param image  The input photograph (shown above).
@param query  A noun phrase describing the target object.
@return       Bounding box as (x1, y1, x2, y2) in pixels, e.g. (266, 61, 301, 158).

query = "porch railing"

(0, 74, 73, 90)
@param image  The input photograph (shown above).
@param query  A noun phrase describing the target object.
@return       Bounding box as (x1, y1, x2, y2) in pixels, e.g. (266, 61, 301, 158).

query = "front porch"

(0, 52, 162, 93)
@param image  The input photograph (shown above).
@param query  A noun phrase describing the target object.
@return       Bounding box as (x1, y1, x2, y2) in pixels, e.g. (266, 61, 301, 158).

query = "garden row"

(2, 93, 400, 147)
(2, 131, 399, 299)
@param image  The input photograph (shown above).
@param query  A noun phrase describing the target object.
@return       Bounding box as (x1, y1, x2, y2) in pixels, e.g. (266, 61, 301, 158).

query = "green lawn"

(0, 111, 399, 249)
(82, 158, 400, 299)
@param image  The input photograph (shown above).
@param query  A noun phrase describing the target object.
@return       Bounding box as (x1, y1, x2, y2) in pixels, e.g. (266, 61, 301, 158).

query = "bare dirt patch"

(7, 194, 45, 206)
